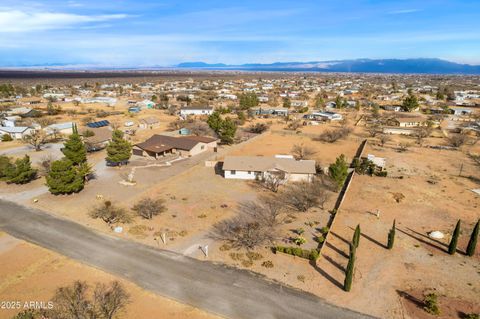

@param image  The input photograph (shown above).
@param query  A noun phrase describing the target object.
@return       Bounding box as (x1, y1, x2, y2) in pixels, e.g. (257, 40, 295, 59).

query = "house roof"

(223, 156, 316, 174)
(181, 106, 213, 111)
(134, 135, 215, 153)
(0, 126, 30, 133)
(46, 122, 74, 131)
(82, 127, 112, 144)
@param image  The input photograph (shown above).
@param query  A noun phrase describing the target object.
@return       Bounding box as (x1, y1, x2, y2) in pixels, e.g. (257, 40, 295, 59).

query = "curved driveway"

(0, 200, 374, 319)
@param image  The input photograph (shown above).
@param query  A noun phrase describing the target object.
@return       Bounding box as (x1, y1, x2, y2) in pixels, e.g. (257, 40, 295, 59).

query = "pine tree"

(329, 154, 349, 191)
(62, 125, 87, 165)
(344, 243, 356, 292)
(402, 94, 419, 112)
(207, 111, 223, 132)
(448, 220, 461, 255)
(46, 158, 84, 194)
(466, 219, 479, 257)
(218, 117, 237, 145)
(352, 224, 361, 248)
(6, 155, 37, 184)
(387, 220, 396, 249)
(106, 130, 132, 164)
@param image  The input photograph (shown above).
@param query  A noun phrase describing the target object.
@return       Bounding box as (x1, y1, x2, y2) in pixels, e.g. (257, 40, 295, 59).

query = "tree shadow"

(325, 241, 349, 259)
(396, 228, 446, 253)
(406, 227, 448, 248)
(310, 260, 344, 290)
(329, 231, 351, 246)
(214, 161, 224, 177)
(323, 254, 346, 272)
(347, 226, 387, 249)
(397, 290, 425, 309)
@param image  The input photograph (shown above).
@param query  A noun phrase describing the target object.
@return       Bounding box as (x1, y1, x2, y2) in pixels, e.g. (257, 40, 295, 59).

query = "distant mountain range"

(176, 58, 480, 74)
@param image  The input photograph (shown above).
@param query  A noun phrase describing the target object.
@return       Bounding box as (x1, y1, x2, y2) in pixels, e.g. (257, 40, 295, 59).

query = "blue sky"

(0, 0, 479, 66)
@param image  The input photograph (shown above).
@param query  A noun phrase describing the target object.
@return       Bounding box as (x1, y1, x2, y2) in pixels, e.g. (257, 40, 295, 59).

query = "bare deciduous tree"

(378, 134, 391, 147)
(94, 281, 130, 319)
(239, 195, 285, 227)
(447, 133, 468, 147)
(89, 201, 132, 225)
(413, 127, 432, 146)
(317, 127, 352, 143)
(282, 179, 329, 212)
(23, 130, 48, 151)
(131, 197, 166, 219)
(291, 143, 316, 160)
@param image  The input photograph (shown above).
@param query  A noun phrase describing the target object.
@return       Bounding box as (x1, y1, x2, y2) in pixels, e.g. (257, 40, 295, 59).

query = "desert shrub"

(293, 236, 306, 245)
(247, 123, 269, 134)
(219, 243, 232, 251)
(229, 252, 244, 261)
(317, 127, 352, 143)
(319, 226, 330, 234)
(424, 293, 440, 315)
(464, 314, 479, 319)
(89, 201, 132, 225)
(314, 235, 325, 244)
(291, 143, 316, 160)
(261, 260, 274, 268)
(246, 252, 263, 261)
(297, 275, 305, 282)
(241, 259, 253, 267)
(282, 179, 329, 212)
(275, 246, 320, 261)
(128, 225, 148, 238)
(132, 197, 166, 219)
(447, 134, 468, 147)
(1, 134, 13, 142)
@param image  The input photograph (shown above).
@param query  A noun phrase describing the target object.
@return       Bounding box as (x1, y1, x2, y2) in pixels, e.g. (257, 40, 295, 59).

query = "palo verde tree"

(328, 154, 349, 191)
(352, 224, 361, 248)
(46, 158, 84, 194)
(344, 242, 356, 292)
(466, 219, 479, 257)
(106, 130, 132, 164)
(62, 124, 87, 165)
(448, 220, 461, 255)
(387, 220, 396, 249)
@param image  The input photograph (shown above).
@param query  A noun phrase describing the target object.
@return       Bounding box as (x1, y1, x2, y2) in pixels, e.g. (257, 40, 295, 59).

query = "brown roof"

(223, 156, 316, 174)
(82, 127, 112, 144)
(134, 135, 214, 153)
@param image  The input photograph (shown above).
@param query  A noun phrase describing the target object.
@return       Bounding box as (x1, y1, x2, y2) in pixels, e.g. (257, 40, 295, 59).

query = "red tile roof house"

(132, 135, 218, 159)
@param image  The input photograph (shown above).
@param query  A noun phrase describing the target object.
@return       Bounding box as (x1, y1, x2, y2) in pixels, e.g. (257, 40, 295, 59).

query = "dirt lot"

(0, 232, 219, 319)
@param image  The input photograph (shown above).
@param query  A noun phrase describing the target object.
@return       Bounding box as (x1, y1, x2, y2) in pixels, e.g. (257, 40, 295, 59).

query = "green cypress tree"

(6, 155, 37, 184)
(448, 220, 461, 255)
(46, 158, 84, 194)
(387, 220, 396, 249)
(466, 219, 479, 257)
(106, 130, 132, 164)
(328, 154, 349, 191)
(352, 224, 361, 248)
(62, 127, 86, 165)
(218, 117, 237, 145)
(344, 243, 356, 292)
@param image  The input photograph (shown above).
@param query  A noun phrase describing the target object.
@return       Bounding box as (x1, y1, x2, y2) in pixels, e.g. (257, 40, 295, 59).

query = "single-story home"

(392, 115, 427, 128)
(133, 135, 217, 159)
(180, 106, 214, 116)
(303, 111, 343, 121)
(382, 126, 417, 135)
(82, 127, 112, 151)
(450, 108, 473, 116)
(44, 122, 75, 136)
(381, 105, 402, 112)
(250, 107, 289, 117)
(7, 107, 39, 117)
(2, 116, 21, 127)
(139, 117, 160, 129)
(222, 155, 316, 182)
(0, 126, 34, 140)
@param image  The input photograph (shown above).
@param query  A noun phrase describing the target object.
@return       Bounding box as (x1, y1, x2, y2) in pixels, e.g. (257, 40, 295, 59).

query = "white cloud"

(0, 9, 128, 32)
(388, 9, 421, 15)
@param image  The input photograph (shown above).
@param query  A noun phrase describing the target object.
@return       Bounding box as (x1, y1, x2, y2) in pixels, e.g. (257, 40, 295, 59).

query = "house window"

(201, 145, 205, 150)
(248, 171, 251, 174)
(231, 170, 236, 175)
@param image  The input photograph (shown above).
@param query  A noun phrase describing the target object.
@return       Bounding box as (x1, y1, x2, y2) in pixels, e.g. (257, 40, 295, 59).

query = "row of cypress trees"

(343, 219, 478, 292)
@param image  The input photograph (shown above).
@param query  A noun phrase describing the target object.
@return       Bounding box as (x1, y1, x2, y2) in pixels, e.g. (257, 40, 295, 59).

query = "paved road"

(0, 200, 374, 319)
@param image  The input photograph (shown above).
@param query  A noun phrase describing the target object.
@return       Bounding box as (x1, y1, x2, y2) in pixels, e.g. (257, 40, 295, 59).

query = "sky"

(0, 0, 480, 67)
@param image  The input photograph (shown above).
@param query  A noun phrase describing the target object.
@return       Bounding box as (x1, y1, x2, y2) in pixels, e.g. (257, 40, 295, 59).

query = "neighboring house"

(139, 117, 160, 129)
(2, 116, 21, 127)
(222, 155, 316, 182)
(250, 107, 289, 117)
(7, 107, 38, 117)
(80, 97, 117, 106)
(133, 135, 217, 159)
(86, 120, 110, 128)
(382, 126, 417, 135)
(82, 127, 112, 151)
(450, 108, 473, 116)
(0, 126, 34, 140)
(392, 116, 426, 128)
(137, 99, 155, 109)
(381, 105, 402, 112)
(44, 122, 75, 136)
(180, 106, 214, 116)
(291, 100, 308, 108)
(128, 106, 141, 113)
(303, 111, 343, 121)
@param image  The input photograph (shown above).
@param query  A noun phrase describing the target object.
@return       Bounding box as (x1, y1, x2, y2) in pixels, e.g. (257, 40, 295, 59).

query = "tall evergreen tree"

(352, 224, 361, 248)
(466, 219, 479, 257)
(5, 155, 37, 184)
(402, 93, 419, 112)
(62, 125, 87, 165)
(328, 154, 349, 191)
(46, 158, 84, 194)
(218, 117, 237, 145)
(387, 220, 396, 249)
(106, 130, 132, 164)
(207, 111, 223, 132)
(448, 220, 461, 255)
(344, 243, 356, 292)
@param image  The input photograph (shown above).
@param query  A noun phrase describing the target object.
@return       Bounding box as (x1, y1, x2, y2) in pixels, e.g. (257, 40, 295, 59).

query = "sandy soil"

(0, 232, 220, 319)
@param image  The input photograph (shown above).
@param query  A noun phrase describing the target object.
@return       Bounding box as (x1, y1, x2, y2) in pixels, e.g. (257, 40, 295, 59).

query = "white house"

(304, 111, 343, 121)
(44, 122, 75, 136)
(180, 106, 214, 116)
(0, 126, 34, 140)
(2, 116, 21, 127)
(223, 155, 316, 182)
